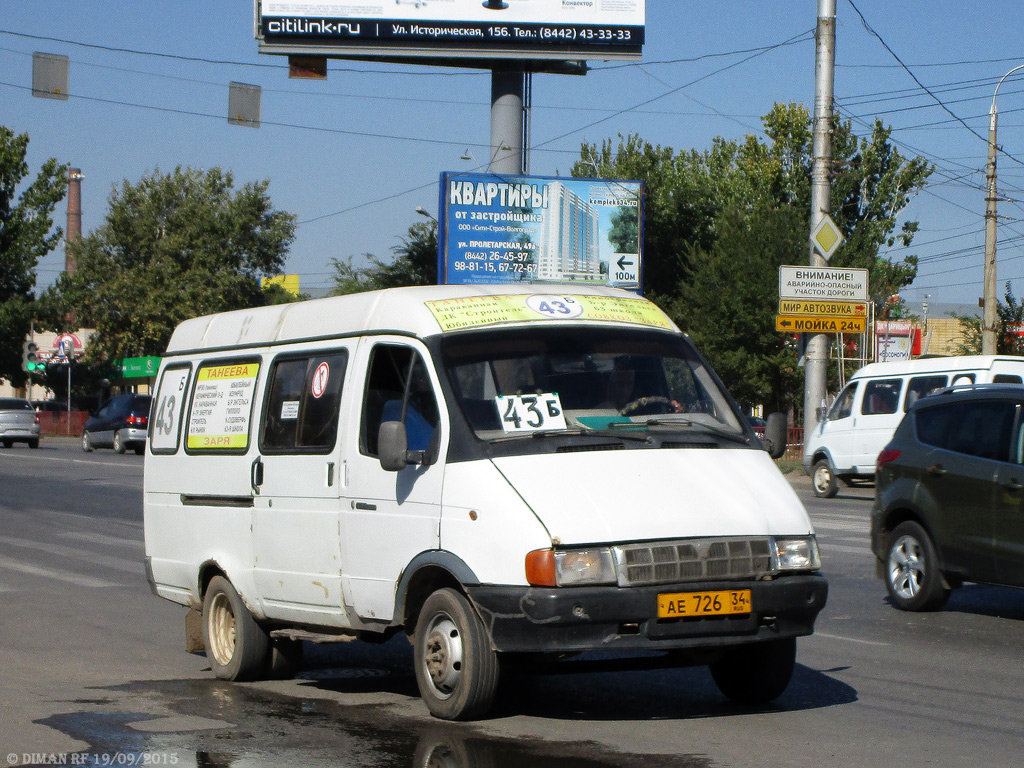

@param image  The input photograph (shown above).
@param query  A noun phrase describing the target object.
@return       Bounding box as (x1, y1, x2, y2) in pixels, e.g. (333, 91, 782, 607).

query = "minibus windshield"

(441, 327, 744, 442)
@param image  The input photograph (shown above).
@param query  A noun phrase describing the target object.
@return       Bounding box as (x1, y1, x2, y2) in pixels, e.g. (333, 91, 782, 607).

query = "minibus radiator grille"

(612, 538, 773, 586)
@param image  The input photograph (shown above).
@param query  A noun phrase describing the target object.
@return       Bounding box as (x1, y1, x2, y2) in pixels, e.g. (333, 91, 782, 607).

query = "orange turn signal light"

(525, 549, 556, 587)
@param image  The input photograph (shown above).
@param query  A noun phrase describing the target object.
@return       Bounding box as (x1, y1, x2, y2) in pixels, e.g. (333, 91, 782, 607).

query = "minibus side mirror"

(378, 421, 409, 471)
(762, 412, 788, 460)
(815, 405, 828, 424)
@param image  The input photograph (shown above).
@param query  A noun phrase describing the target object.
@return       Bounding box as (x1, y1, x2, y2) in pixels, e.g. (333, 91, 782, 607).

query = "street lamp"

(415, 206, 436, 223)
(983, 64, 1024, 354)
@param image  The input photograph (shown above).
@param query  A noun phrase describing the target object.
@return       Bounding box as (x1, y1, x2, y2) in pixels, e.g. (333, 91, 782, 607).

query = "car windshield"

(440, 326, 743, 442)
(0, 398, 32, 411)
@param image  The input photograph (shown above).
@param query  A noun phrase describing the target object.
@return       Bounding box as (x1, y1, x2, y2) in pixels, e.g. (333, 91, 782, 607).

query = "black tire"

(710, 637, 796, 704)
(414, 588, 500, 720)
(811, 459, 839, 498)
(202, 575, 270, 681)
(81, 431, 93, 452)
(884, 521, 950, 611)
(1, 440, 11, 449)
(113, 430, 126, 454)
(28, 439, 39, 449)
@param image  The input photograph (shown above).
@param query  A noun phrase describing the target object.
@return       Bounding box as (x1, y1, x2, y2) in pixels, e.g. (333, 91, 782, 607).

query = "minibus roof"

(164, 284, 680, 354)
(849, 355, 1024, 379)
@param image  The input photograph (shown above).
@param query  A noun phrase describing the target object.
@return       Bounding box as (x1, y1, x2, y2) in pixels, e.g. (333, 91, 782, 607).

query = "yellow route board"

(775, 315, 867, 333)
(778, 299, 867, 317)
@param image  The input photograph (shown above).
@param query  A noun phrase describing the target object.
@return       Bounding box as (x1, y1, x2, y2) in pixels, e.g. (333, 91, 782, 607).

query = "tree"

(42, 167, 296, 359)
(952, 282, 1024, 356)
(0, 126, 68, 386)
(329, 220, 437, 295)
(574, 103, 932, 412)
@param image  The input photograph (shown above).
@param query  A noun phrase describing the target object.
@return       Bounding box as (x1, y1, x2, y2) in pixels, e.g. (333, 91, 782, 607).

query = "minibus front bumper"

(466, 574, 828, 653)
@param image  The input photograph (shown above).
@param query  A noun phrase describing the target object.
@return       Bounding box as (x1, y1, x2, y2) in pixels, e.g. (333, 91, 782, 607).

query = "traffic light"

(21, 341, 44, 372)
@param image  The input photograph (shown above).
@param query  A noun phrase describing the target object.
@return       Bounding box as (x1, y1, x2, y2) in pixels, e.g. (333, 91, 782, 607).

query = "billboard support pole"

(490, 66, 525, 174)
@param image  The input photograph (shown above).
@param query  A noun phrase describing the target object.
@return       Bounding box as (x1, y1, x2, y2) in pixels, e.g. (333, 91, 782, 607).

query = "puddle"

(27, 677, 711, 768)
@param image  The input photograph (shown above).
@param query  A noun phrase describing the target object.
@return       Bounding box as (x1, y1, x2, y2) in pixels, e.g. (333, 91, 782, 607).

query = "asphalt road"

(2, 439, 1023, 768)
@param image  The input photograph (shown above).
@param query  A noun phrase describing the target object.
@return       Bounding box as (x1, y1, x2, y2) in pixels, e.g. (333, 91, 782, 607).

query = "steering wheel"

(619, 396, 678, 417)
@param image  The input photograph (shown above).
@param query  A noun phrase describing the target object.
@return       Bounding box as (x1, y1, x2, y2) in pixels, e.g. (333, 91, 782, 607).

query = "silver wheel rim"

(207, 591, 237, 667)
(421, 613, 463, 700)
(82, 432, 90, 450)
(813, 465, 831, 494)
(888, 534, 925, 600)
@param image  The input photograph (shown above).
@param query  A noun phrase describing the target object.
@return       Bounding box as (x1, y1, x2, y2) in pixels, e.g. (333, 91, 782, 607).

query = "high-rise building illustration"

(535, 182, 601, 282)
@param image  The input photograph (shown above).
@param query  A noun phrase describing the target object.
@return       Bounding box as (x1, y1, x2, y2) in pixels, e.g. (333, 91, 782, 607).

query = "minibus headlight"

(772, 536, 821, 572)
(526, 548, 617, 587)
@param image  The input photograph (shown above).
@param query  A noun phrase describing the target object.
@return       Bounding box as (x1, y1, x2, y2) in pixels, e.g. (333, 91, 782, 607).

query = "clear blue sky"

(3, 0, 1024, 310)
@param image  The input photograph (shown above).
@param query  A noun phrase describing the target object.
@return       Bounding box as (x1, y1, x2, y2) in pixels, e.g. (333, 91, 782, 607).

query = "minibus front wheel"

(202, 575, 270, 681)
(413, 588, 499, 720)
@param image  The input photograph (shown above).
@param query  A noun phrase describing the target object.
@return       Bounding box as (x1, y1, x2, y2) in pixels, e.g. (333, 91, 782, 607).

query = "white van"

(143, 284, 827, 720)
(803, 355, 1024, 498)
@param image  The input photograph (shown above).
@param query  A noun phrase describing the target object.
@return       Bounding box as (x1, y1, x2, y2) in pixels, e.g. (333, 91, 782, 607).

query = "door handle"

(927, 464, 946, 476)
(251, 456, 264, 494)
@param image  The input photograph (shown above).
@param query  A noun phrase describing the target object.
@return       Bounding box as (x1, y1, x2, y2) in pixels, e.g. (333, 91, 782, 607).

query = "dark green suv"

(872, 385, 1024, 611)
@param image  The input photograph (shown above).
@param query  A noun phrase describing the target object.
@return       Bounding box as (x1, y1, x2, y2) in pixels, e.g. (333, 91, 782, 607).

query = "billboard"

(256, 0, 645, 63)
(438, 172, 643, 292)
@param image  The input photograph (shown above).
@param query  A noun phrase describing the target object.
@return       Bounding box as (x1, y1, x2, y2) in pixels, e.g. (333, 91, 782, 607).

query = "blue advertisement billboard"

(437, 172, 644, 292)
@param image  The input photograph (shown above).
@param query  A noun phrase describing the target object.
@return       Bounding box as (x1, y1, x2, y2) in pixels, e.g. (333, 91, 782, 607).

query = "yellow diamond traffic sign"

(811, 215, 844, 261)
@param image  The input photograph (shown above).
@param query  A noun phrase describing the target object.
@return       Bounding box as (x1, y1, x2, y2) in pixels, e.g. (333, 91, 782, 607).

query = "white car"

(0, 397, 41, 449)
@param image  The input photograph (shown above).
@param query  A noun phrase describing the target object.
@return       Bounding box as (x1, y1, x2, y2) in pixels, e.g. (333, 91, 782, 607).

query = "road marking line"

(0, 536, 143, 573)
(813, 632, 888, 646)
(0, 556, 123, 588)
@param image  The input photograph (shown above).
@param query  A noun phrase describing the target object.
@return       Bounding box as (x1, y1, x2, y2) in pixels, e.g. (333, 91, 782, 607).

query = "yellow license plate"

(657, 589, 752, 618)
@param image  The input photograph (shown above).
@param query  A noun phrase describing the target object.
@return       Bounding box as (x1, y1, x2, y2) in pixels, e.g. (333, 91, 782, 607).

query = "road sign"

(779, 266, 869, 301)
(810, 215, 844, 261)
(778, 299, 867, 317)
(776, 315, 867, 334)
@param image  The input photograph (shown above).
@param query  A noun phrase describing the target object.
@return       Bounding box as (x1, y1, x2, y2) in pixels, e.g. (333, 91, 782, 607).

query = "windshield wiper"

(488, 428, 650, 444)
(607, 417, 751, 446)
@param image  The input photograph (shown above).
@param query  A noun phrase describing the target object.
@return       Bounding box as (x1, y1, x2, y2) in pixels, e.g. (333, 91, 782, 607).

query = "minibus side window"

(904, 375, 948, 411)
(862, 379, 901, 415)
(261, 351, 348, 453)
(361, 345, 439, 458)
(827, 383, 857, 421)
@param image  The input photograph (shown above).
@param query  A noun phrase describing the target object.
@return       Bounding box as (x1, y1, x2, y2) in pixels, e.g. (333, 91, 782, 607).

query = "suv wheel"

(812, 459, 839, 498)
(885, 521, 950, 612)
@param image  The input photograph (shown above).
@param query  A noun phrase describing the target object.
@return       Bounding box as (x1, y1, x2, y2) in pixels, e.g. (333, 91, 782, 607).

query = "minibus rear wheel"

(202, 575, 270, 681)
(413, 588, 499, 720)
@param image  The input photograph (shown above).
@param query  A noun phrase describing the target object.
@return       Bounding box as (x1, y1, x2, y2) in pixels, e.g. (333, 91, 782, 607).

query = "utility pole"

(804, 0, 836, 435)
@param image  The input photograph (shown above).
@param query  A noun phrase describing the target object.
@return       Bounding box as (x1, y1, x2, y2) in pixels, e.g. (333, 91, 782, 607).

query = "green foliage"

(951, 282, 1024, 356)
(42, 167, 296, 359)
(329, 220, 437, 295)
(0, 126, 68, 386)
(575, 103, 932, 412)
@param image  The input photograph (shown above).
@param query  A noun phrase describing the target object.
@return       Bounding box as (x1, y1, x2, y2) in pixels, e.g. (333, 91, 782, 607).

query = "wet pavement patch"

(29, 677, 712, 768)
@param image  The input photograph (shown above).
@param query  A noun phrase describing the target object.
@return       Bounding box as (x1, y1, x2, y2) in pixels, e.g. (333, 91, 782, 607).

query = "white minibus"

(144, 284, 827, 719)
(803, 355, 1024, 497)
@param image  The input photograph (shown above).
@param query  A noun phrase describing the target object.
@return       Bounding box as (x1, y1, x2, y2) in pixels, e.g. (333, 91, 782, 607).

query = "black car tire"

(885, 521, 950, 612)
(812, 459, 839, 498)
(1, 440, 11, 449)
(202, 575, 271, 681)
(113, 430, 126, 454)
(28, 438, 39, 449)
(81, 431, 93, 452)
(414, 587, 500, 720)
(710, 637, 796, 704)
